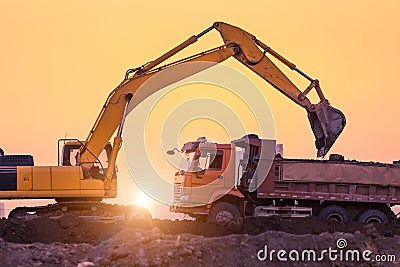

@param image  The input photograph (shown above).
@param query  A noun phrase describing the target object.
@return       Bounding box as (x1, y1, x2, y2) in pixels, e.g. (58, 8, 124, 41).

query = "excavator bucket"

(308, 102, 346, 157)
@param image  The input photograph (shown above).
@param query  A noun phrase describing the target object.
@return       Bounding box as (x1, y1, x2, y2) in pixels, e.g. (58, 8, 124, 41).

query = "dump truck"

(171, 135, 400, 224)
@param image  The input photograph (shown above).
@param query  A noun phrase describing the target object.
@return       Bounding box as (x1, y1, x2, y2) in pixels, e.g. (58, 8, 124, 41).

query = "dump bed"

(256, 158, 400, 204)
(282, 159, 400, 187)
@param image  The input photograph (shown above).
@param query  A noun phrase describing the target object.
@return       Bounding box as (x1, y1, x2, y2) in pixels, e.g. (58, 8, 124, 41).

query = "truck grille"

(174, 183, 183, 203)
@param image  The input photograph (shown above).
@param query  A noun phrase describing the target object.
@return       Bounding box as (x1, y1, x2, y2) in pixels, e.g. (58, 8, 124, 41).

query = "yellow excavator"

(0, 22, 345, 219)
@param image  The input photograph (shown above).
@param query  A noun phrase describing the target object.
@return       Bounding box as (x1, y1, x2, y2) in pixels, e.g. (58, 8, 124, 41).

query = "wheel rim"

(365, 217, 383, 224)
(215, 210, 234, 223)
(327, 213, 344, 222)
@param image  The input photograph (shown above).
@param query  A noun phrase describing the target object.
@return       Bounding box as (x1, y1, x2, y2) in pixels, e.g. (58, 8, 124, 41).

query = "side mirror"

(167, 148, 180, 155)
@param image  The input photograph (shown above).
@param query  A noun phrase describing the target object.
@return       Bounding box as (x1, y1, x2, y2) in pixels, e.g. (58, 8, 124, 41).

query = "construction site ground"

(0, 213, 400, 266)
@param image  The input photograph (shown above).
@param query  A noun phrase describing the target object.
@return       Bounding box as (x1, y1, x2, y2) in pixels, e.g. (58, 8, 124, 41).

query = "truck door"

(190, 148, 225, 205)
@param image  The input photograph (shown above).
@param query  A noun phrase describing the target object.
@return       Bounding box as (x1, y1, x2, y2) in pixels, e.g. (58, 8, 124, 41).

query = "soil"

(0, 214, 400, 266)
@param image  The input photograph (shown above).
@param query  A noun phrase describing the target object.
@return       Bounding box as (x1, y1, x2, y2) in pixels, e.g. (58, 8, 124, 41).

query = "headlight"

(180, 194, 189, 202)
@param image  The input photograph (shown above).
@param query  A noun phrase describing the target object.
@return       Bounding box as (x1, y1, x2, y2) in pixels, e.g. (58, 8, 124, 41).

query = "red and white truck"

(170, 135, 400, 224)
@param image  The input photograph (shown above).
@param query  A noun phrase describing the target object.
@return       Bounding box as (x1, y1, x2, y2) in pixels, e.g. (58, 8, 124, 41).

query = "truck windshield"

(179, 147, 223, 173)
(179, 151, 197, 172)
(179, 150, 213, 173)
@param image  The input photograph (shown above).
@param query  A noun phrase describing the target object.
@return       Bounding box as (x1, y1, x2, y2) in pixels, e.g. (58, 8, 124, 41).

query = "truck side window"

(208, 150, 224, 170)
(198, 149, 224, 171)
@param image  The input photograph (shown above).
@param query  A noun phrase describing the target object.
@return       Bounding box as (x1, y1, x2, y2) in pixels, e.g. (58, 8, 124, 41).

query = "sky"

(1, 1, 399, 217)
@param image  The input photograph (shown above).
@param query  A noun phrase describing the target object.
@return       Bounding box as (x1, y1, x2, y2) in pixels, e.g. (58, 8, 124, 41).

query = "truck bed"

(257, 158, 400, 204)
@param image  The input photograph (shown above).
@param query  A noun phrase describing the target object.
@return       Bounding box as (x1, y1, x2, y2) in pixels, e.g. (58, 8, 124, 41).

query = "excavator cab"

(58, 139, 114, 180)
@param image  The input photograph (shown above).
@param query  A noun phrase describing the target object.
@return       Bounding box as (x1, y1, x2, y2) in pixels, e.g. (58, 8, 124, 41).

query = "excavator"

(0, 22, 345, 219)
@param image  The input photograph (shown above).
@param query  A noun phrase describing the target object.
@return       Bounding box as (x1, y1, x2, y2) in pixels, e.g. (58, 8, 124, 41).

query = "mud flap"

(308, 103, 346, 157)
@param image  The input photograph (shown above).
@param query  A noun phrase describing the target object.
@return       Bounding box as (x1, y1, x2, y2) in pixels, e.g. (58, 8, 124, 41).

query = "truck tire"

(318, 205, 350, 222)
(208, 202, 241, 224)
(358, 209, 389, 224)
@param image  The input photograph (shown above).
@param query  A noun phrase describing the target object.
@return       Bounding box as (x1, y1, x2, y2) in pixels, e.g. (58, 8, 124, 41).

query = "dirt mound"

(153, 216, 400, 237)
(0, 214, 126, 244)
(0, 226, 399, 266)
(2, 215, 400, 244)
(1, 214, 400, 266)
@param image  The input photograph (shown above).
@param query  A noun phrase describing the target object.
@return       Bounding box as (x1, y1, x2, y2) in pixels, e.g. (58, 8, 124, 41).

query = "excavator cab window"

(60, 141, 114, 180)
(61, 143, 81, 166)
(69, 148, 80, 166)
(60, 140, 110, 169)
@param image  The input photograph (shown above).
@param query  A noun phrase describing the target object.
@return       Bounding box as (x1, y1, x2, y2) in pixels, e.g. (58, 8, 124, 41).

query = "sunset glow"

(1, 1, 399, 218)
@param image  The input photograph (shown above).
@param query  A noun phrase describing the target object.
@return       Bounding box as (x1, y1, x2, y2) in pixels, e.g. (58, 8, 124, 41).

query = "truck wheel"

(358, 209, 389, 224)
(318, 205, 349, 222)
(208, 202, 240, 224)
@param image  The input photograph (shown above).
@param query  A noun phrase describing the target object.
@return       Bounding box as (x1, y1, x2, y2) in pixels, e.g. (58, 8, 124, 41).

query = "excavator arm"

(213, 22, 346, 157)
(78, 22, 345, 193)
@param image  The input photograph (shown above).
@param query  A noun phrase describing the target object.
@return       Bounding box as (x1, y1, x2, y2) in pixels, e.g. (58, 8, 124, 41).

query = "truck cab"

(173, 137, 235, 207)
(171, 135, 275, 220)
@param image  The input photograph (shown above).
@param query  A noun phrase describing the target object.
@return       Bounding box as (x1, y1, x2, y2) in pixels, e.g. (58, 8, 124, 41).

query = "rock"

(364, 224, 379, 239)
(97, 257, 111, 266)
(150, 257, 163, 266)
(179, 248, 192, 256)
(59, 214, 80, 229)
(137, 248, 149, 267)
(61, 259, 70, 266)
(42, 256, 55, 264)
(32, 254, 42, 261)
(134, 231, 142, 239)
(240, 238, 248, 247)
(110, 248, 129, 260)
(384, 230, 394, 237)
(174, 235, 181, 248)
(55, 251, 67, 260)
(77, 261, 95, 267)
(193, 249, 203, 258)
(227, 220, 242, 232)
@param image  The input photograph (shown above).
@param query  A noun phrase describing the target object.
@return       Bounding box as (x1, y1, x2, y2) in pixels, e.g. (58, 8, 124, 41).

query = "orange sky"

(1, 1, 399, 216)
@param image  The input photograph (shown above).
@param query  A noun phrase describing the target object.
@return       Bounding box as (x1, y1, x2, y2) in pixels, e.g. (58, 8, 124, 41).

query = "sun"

(134, 190, 151, 208)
